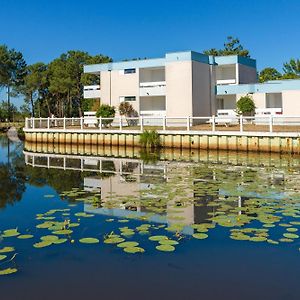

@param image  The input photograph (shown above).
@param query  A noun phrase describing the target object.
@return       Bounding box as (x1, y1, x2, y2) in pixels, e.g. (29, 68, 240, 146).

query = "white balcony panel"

(216, 79, 236, 85)
(140, 110, 166, 126)
(139, 81, 166, 96)
(84, 85, 101, 98)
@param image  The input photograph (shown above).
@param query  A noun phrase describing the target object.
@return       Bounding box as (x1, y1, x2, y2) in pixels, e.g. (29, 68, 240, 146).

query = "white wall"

(100, 69, 140, 112)
(166, 61, 193, 117)
(282, 90, 300, 115)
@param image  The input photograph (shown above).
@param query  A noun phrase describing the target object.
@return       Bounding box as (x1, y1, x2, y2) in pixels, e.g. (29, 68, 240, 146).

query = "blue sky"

(1, 0, 300, 106)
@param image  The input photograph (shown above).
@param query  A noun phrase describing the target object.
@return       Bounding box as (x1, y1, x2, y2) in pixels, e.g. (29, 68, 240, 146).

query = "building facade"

(83, 51, 300, 117)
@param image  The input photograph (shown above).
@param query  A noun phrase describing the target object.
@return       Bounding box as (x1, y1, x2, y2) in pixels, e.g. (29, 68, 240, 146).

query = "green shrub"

(96, 104, 115, 126)
(236, 95, 256, 115)
(139, 130, 161, 149)
(119, 102, 138, 126)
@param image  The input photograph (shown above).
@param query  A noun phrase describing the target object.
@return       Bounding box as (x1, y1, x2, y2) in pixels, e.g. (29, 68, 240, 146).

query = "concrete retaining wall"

(24, 131, 300, 154)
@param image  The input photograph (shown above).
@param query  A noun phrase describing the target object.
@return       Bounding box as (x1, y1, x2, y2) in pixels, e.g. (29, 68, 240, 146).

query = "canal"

(1, 134, 300, 300)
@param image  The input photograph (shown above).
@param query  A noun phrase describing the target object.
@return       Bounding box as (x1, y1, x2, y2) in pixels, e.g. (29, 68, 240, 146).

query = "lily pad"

(0, 268, 18, 275)
(158, 239, 179, 246)
(79, 238, 99, 244)
(149, 235, 168, 241)
(104, 237, 125, 244)
(117, 242, 139, 248)
(123, 247, 145, 254)
(17, 234, 34, 239)
(283, 233, 299, 239)
(156, 244, 175, 252)
(52, 229, 73, 235)
(33, 241, 52, 248)
(0, 247, 15, 253)
(192, 233, 208, 240)
(2, 229, 20, 237)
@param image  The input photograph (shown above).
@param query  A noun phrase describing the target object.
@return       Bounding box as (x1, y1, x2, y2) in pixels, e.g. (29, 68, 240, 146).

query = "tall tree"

(204, 36, 250, 57)
(259, 67, 282, 82)
(282, 59, 300, 78)
(18, 62, 47, 117)
(0, 45, 27, 121)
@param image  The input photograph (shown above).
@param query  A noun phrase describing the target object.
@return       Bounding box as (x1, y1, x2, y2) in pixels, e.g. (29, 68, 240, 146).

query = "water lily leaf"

(283, 233, 299, 239)
(123, 247, 145, 254)
(17, 234, 34, 239)
(149, 235, 168, 241)
(117, 242, 139, 248)
(156, 244, 175, 252)
(192, 233, 208, 240)
(0, 255, 7, 261)
(79, 238, 99, 244)
(33, 241, 52, 248)
(104, 237, 125, 244)
(2, 229, 20, 237)
(68, 223, 80, 228)
(0, 268, 18, 275)
(52, 229, 73, 235)
(41, 235, 59, 242)
(0, 247, 15, 253)
(158, 239, 179, 246)
(53, 238, 68, 244)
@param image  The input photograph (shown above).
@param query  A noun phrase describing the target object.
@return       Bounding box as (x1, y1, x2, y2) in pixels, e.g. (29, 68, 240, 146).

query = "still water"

(1, 134, 300, 300)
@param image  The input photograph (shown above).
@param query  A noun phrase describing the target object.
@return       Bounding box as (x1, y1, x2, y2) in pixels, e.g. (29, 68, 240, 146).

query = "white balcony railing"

(84, 85, 101, 99)
(216, 79, 236, 85)
(139, 81, 166, 97)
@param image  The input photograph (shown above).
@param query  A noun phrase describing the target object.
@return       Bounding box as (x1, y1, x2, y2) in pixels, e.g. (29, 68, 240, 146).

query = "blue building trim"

(213, 55, 256, 68)
(84, 51, 256, 73)
(217, 79, 300, 95)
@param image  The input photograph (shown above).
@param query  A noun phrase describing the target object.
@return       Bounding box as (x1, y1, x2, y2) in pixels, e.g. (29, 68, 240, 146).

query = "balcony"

(139, 81, 166, 97)
(84, 85, 101, 99)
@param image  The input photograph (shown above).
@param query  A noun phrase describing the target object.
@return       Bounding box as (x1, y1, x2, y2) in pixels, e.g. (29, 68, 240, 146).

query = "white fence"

(24, 115, 300, 134)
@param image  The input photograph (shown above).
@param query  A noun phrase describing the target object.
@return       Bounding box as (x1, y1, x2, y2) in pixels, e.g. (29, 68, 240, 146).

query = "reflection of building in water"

(24, 149, 289, 235)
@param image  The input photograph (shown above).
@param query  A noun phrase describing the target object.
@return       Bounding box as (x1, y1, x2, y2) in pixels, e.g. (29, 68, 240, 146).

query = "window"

(125, 96, 136, 101)
(124, 68, 136, 74)
(119, 96, 136, 102)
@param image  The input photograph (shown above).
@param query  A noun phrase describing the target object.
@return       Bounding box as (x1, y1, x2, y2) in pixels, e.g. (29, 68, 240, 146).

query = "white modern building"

(83, 51, 300, 117)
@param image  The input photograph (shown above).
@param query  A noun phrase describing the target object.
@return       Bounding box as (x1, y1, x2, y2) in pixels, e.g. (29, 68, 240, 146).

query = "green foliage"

(96, 104, 115, 126)
(236, 95, 256, 115)
(259, 68, 282, 83)
(139, 130, 161, 149)
(17, 50, 112, 118)
(118, 101, 138, 126)
(203, 36, 250, 57)
(283, 59, 300, 78)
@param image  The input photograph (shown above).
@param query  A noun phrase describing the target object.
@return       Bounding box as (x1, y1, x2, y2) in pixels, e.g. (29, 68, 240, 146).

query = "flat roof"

(84, 51, 256, 73)
(217, 79, 300, 95)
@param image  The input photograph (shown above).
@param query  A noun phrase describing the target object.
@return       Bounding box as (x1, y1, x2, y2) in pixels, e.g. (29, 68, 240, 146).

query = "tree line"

(0, 37, 299, 121)
(0, 45, 111, 120)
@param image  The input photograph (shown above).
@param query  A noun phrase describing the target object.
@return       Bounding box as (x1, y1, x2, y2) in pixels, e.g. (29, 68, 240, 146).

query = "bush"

(96, 104, 115, 127)
(139, 130, 161, 149)
(236, 95, 256, 115)
(119, 102, 139, 126)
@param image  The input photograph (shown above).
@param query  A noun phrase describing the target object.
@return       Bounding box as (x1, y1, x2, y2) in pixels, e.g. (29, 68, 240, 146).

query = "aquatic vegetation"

(0, 268, 18, 276)
(2, 160, 300, 276)
(79, 238, 100, 244)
